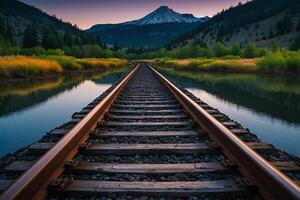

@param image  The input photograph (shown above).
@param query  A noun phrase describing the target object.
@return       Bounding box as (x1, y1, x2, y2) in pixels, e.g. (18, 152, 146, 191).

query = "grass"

(257, 51, 300, 74)
(76, 58, 127, 70)
(0, 56, 128, 79)
(0, 56, 62, 78)
(153, 57, 258, 73)
(154, 51, 300, 75)
(41, 56, 81, 70)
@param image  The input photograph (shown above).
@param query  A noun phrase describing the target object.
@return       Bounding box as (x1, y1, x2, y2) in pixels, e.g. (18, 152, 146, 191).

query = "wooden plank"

(28, 143, 54, 154)
(272, 161, 300, 171)
(247, 143, 272, 150)
(27, 142, 272, 155)
(69, 162, 228, 174)
(113, 105, 180, 109)
(71, 118, 81, 123)
(116, 101, 176, 105)
(58, 180, 245, 196)
(120, 96, 169, 99)
(118, 98, 172, 101)
(4, 161, 34, 174)
(49, 129, 69, 136)
(6, 160, 298, 175)
(78, 108, 92, 114)
(72, 113, 86, 119)
(206, 110, 219, 114)
(0, 179, 13, 192)
(230, 129, 250, 135)
(107, 115, 187, 120)
(110, 110, 182, 114)
(221, 122, 239, 127)
(94, 131, 200, 137)
(211, 114, 227, 118)
(103, 122, 191, 127)
(84, 104, 96, 109)
(85, 143, 214, 155)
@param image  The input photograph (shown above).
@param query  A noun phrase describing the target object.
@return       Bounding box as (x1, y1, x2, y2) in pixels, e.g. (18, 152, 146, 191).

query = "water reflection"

(159, 68, 300, 157)
(0, 69, 126, 156)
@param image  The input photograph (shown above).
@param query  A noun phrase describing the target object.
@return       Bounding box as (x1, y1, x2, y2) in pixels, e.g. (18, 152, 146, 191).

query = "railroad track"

(0, 63, 300, 199)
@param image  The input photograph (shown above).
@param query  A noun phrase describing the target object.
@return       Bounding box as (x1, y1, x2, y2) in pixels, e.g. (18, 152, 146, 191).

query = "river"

(160, 67, 300, 157)
(0, 67, 299, 158)
(0, 69, 125, 157)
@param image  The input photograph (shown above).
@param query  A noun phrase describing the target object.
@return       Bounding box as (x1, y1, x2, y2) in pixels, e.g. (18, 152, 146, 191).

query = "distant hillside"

(0, 0, 97, 47)
(87, 6, 209, 48)
(169, 0, 300, 49)
(88, 23, 201, 48)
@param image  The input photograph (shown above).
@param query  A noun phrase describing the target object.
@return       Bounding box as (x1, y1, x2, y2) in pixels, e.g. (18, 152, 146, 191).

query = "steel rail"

(149, 64, 300, 200)
(0, 65, 139, 200)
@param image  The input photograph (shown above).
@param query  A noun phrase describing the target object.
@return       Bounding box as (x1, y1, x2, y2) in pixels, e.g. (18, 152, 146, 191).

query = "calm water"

(1, 68, 300, 158)
(0, 69, 125, 157)
(160, 68, 300, 157)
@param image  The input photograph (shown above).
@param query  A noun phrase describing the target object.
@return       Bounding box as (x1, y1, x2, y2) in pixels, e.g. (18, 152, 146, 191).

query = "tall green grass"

(257, 51, 300, 73)
(154, 57, 257, 73)
(76, 58, 127, 70)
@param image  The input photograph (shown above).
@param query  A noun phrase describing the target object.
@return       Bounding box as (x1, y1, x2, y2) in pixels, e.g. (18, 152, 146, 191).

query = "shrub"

(244, 43, 257, 58)
(214, 42, 229, 57)
(257, 51, 300, 73)
(21, 47, 46, 56)
(257, 53, 287, 72)
(41, 56, 81, 70)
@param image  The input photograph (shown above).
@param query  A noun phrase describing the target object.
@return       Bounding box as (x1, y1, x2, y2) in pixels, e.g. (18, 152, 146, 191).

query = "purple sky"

(21, 0, 248, 29)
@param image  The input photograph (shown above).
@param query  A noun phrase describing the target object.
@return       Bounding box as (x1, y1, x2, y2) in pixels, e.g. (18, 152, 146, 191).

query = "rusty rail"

(0, 65, 139, 200)
(149, 64, 300, 200)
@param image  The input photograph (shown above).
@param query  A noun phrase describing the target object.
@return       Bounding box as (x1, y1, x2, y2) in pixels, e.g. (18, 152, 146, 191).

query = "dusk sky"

(21, 0, 248, 29)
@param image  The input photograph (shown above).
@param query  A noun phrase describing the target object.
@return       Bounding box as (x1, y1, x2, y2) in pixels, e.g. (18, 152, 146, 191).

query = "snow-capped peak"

(126, 6, 209, 25)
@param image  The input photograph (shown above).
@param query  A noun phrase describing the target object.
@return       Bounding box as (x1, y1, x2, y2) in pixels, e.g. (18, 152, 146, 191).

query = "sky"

(21, 0, 248, 29)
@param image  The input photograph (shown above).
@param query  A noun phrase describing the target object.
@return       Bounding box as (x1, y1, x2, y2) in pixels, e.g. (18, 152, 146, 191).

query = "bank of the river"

(152, 50, 300, 74)
(0, 56, 128, 79)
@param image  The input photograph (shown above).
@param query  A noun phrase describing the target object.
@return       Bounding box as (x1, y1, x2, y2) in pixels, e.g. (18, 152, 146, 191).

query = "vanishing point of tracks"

(0, 64, 300, 200)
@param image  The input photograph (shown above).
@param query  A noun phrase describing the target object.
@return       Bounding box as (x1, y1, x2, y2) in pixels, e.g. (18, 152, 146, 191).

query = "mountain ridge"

(124, 6, 208, 25)
(87, 6, 209, 48)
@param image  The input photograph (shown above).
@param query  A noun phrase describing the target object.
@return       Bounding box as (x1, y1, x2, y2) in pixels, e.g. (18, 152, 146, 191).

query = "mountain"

(125, 6, 208, 25)
(0, 0, 96, 47)
(87, 6, 209, 48)
(169, 0, 300, 49)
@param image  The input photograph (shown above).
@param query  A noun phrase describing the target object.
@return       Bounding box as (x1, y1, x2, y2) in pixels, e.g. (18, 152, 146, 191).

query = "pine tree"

(0, 16, 13, 45)
(290, 34, 300, 51)
(23, 24, 39, 48)
(268, 29, 274, 39)
(112, 43, 120, 51)
(42, 33, 58, 49)
(96, 35, 103, 47)
(276, 15, 293, 35)
(0, 16, 5, 35)
(63, 32, 74, 46)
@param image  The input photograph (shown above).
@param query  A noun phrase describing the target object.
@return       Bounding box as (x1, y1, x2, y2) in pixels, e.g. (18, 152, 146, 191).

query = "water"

(0, 69, 125, 157)
(160, 68, 300, 157)
(1, 67, 300, 158)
